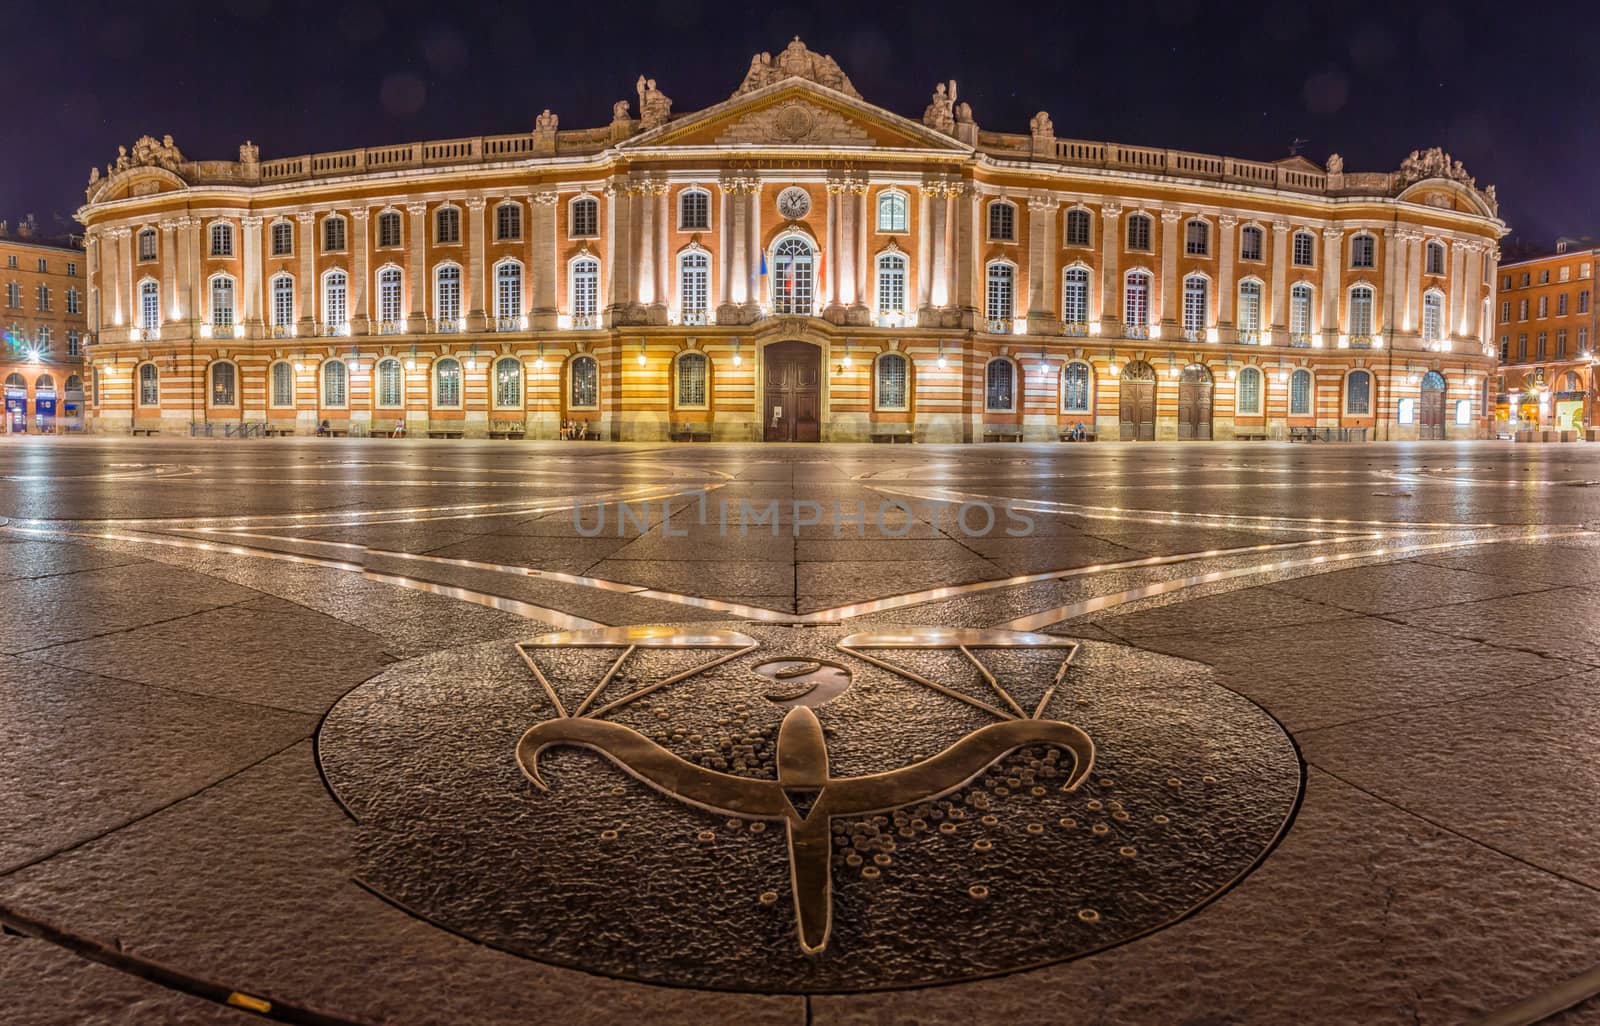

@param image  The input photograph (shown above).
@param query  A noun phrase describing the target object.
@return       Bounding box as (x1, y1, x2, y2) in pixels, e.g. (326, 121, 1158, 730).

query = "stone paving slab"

(1267, 559, 1560, 614)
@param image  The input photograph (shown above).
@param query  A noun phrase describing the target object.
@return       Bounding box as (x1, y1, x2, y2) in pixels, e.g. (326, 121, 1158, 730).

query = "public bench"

(1058, 427, 1096, 442)
(983, 427, 1023, 442)
(669, 423, 713, 441)
(869, 426, 914, 444)
(1234, 430, 1269, 441)
(130, 426, 158, 436)
(488, 420, 527, 440)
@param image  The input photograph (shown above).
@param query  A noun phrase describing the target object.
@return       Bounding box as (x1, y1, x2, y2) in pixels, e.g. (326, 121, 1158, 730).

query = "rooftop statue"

(733, 37, 860, 99)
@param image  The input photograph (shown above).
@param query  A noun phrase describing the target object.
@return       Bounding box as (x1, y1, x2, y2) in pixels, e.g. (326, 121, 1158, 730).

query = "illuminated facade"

(77, 40, 1505, 441)
(0, 233, 88, 432)
(1492, 242, 1597, 436)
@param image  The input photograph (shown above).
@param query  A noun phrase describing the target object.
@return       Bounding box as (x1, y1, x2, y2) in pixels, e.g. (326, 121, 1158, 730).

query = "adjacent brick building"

(1492, 239, 1596, 435)
(0, 223, 88, 432)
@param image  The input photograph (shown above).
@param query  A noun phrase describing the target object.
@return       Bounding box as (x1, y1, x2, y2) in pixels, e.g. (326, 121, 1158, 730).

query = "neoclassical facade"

(77, 40, 1506, 441)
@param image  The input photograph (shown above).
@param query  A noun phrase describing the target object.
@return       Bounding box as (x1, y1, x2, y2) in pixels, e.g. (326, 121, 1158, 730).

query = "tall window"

(570, 196, 599, 238)
(1239, 225, 1263, 261)
(378, 268, 403, 326)
(271, 362, 294, 406)
(1558, 329, 1569, 356)
(271, 274, 294, 327)
(1238, 280, 1263, 337)
(985, 262, 1015, 324)
(376, 359, 402, 407)
(322, 270, 348, 330)
(1519, 299, 1529, 320)
(496, 202, 522, 241)
(323, 360, 347, 406)
(1185, 219, 1210, 256)
(1289, 369, 1312, 415)
(1237, 366, 1263, 415)
(876, 253, 907, 314)
(988, 201, 1016, 241)
(676, 352, 708, 407)
(1349, 234, 1376, 268)
(1062, 362, 1091, 413)
(1124, 271, 1150, 328)
(494, 358, 521, 407)
(1558, 293, 1569, 316)
(1126, 214, 1151, 251)
(1537, 332, 1547, 358)
(1346, 370, 1371, 415)
(435, 265, 462, 325)
(210, 275, 235, 328)
(875, 353, 907, 410)
(1065, 209, 1091, 247)
(1062, 267, 1089, 326)
(323, 215, 346, 252)
(211, 362, 236, 406)
(1425, 241, 1445, 275)
(138, 363, 159, 406)
(137, 228, 157, 261)
(680, 251, 709, 323)
(209, 222, 233, 257)
(1422, 290, 1444, 344)
(271, 220, 293, 256)
(1292, 231, 1315, 267)
(569, 355, 598, 407)
(1538, 296, 1549, 318)
(1290, 283, 1313, 338)
(1582, 327, 1591, 352)
(772, 238, 814, 315)
(1348, 286, 1375, 336)
(434, 358, 461, 406)
(984, 359, 1015, 411)
(877, 191, 907, 233)
(1182, 275, 1208, 337)
(139, 280, 160, 331)
(377, 212, 401, 248)
(570, 257, 599, 320)
(495, 262, 522, 321)
(1581, 290, 1591, 314)
(680, 189, 710, 231)
(436, 206, 460, 244)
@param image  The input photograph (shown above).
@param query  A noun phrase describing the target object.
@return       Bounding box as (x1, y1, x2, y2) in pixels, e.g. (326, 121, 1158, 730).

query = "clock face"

(777, 186, 811, 220)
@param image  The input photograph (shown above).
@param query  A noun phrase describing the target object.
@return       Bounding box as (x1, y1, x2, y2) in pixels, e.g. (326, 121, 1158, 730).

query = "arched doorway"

(764, 340, 821, 441)
(1419, 370, 1446, 439)
(33, 374, 56, 433)
(1178, 364, 1213, 440)
(1119, 361, 1156, 441)
(3, 372, 26, 434)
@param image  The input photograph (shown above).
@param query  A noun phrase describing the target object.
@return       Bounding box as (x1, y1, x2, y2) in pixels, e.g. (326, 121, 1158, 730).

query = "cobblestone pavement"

(1, 436, 1599, 1025)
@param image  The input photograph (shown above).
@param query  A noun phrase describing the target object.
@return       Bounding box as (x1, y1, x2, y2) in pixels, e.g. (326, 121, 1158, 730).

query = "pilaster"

(1159, 210, 1181, 328)
(1098, 203, 1121, 332)
(531, 191, 558, 329)
(466, 196, 487, 330)
(1216, 214, 1237, 342)
(1269, 220, 1289, 340)
(351, 208, 370, 333)
(405, 203, 427, 331)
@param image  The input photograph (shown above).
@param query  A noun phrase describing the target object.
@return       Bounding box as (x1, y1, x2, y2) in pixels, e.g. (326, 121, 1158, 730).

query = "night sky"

(7, 0, 1595, 253)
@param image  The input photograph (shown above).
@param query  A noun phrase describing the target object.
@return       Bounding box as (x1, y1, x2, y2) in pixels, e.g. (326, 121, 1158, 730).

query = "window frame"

(1061, 360, 1093, 414)
(137, 362, 159, 407)
(1064, 208, 1092, 248)
(569, 195, 600, 239)
(678, 188, 711, 232)
(875, 190, 908, 234)
(771, 235, 816, 316)
(208, 221, 234, 258)
(568, 354, 599, 410)
(434, 263, 463, 326)
(376, 210, 402, 249)
(876, 251, 908, 317)
(492, 356, 523, 409)
(1292, 230, 1315, 268)
(873, 351, 909, 412)
(1344, 369, 1372, 416)
(1236, 366, 1264, 416)
(983, 357, 1017, 413)
(1289, 368, 1313, 416)
(1349, 233, 1376, 269)
(1126, 213, 1152, 252)
(1239, 224, 1264, 262)
(985, 260, 1016, 325)
(435, 205, 461, 245)
(675, 350, 710, 410)
(495, 201, 523, 242)
(987, 199, 1017, 242)
(678, 248, 710, 323)
(209, 360, 238, 407)
(569, 256, 600, 321)
(375, 358, 404, 409)
(1184, 218, 1210, 257)
(322, 214, 347, 254)
(269, 360, 295, 408)
(321, 359, 348, 408)
(433, 357, 462, 408)
(494, 259, 524, 322)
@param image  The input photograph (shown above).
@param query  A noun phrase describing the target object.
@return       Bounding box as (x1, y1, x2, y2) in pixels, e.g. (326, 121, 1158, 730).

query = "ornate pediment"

(714, 98, 871, 146)
(733, 38, 859, 99)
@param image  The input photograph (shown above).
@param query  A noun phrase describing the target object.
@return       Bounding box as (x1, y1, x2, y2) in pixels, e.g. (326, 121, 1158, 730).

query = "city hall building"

(77, 40, 1507, 441)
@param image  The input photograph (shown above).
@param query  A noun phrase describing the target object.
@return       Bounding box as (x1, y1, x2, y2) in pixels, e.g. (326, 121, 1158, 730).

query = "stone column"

(853, 182, 869, 321)
(721, 177, 750, 317)
(86, 232, 100, 337)
(1320, 227, 1342, 344)
(1447, 240, 1466, 342)
(159, 220, 178, 325)
(118, 228, 135, 335)
(530, 192, 558, 329)
(241, 216, 262, 336)
(351, 208, 370, 333)
(634, 181, 655, 309)
(1460, 242, 1483, 341)
(837, 181, 857, 309)
(745, 183, 762, 317)
(1099, 203, 1121, 331)
(1482, 245, 1500, 347)
(1025, 194, 1058, 334)
(605, 181, 633, 324)
(1269, 220, 1289, 340)
(823, 181, 842, 318)
(466, 197, 487, 330)
(655, 185, 669, 322)
(1159, 210, 1181, 329)
(927, 182, 949, 311)
(1381, 228, 1402, 346)
(916, 188, 933, 315)
(952, 184, 975, 320)
(405, 203, 428, 331)
(105, 229, 126, 330)
(177, 218, 198, 330)
(1217, 214, 1237, 341)
(1403, 231, 1423, 340)
(296, 212, 317, 335)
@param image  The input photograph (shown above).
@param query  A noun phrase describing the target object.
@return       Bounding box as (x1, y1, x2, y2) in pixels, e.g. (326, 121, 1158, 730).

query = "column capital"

(1161, 210, 1182, 224)
(239, 215, 263, 229)
(1027, 194, 1055, 213)
(1100, 202, 1122, 219)
(465, 196, 487, 212)
(1217, 214, 1238, 229)
(532, 190, 560, 206)
(405, 202, 429, 217)
(1322, 226, 1344, 241)
(158, 219, 182, 232)
(108, 227, 132, 239)
(1272, 220, 1290, 233)
(296, 210, 317, 225)
(350, 207, 370, 222)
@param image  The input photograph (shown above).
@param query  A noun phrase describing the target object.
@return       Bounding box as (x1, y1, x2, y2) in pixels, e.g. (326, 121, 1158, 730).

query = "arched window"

(434, 264, 462, 326)
(1237, 280, 1263, 339)
(433, 358, 461, 406)
(493, 358, 522, 408)
(271, 274, 294, 328)
(1062, 267, 1090, 328)
(1349, 233, 1376, 269)
(679, 189, 710, 231)
(988, 200, 1016, 242)
(322, 269, 348, 331)
(137, 363, 159, 406)
(1422, 370, 1446, 392)
(1062, 361, 1092, 413)
(1289, 369, 1313, 416)
(1348, 286, 1375, 337)
(495, 261, 523, 323)
(1425, 241, 1446, 276)
(1422, 290, 1444, 344)
(1182, 275, 1209, 337)
(210, 362, 236, 406)
(984, 359, 1015, 412)
(986, 261, 1015, 325)
(1346, 370, 1372, 415)
(1237, 366, 1263, 415)
(772, 237, 814, 315)
(209, 222, 233, 257)
(1292, 230, 1315, 267)
(322, 360, 347, 407)
(876, 252, 907, 316)
(1240, 225, 1264, 262)
(1185, 219, 1210, 256)
(210, 275, 235, 329)
(570, 196, 599, 238)
(877, 191, 907, 233)
(376, 358, 403, 408)
(269, 220, 293, 256)
(376, 211, 401, 248)
(496, 202, 522, 241)
(377, 268, 403, 328)
(435, 206, 460, 244)
(676, 351, 708, 408)
(875, 352, 908, 411)
(139, 279, 160, 332)
(569, 355, 598, 408)
(322, 215, 346, 253)
(570, 257, 599, 322)
(1065, 209, 1091, 247)
(137, 228, 157, 262)
(679, 250, 709, 323)
(1124, 271, 1151, 330)
(1290, 283, 1314, 339)
(270, 361, 294, 407)
(1126, 213, 1152, 251)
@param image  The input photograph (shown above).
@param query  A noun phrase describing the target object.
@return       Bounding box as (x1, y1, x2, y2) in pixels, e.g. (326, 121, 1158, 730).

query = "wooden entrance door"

(764, 341, 822, 442)
(1119, 361, 1156, 440)
(1178, 365, 1213, 440)
(1419, 371, 1445, 439)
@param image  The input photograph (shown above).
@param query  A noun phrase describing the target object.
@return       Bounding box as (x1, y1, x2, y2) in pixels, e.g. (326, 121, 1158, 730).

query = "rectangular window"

(986, 265, 1014, 322)
(677, 355, 708, 407)
(1064, 210, 1090, 247)
(37, 258, 47, 272)
(66, 289, 80, 314)
(680, 256, 709, 321)
(1290, 286, 1313, 338)
(681, 191, 711, 231)
(1184, 220, 1209, 256)
(1124, 275, 1149, 328)
(1292, 232, 1314, 267)
(6, 282, 18, 308)
(1500, 301, 1510, 323)
(1519, 299, 1528, 320)
(67, 330, 80, 356)
(1581, 290, 1591, 314)
(1127, 217, 1150, 252)
(496, 203, 522, 241)
(66, 261, 77, 277)
(272, 222, 294, 255)
(1537, 332, 1547, 359)
(877, 257, 906, 314)
(1559, 294, 1569, 316)
(324, 218, 346, 252)
(1290, 371, 1311, 416)
(1538, 296, 1549, 318)
(1581, 327, 1590, 352)
(378, 215, 401, 248)
(496, 266, 522, 320)
(1182, 278, 1207, 336)
(1560, 266, 1572, 282)
(1518, 334, 1527, 361)
(1239, 227, 1262, 262)
(1558, 329, 1568, 356)
(1062, 270, 1089, 326)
